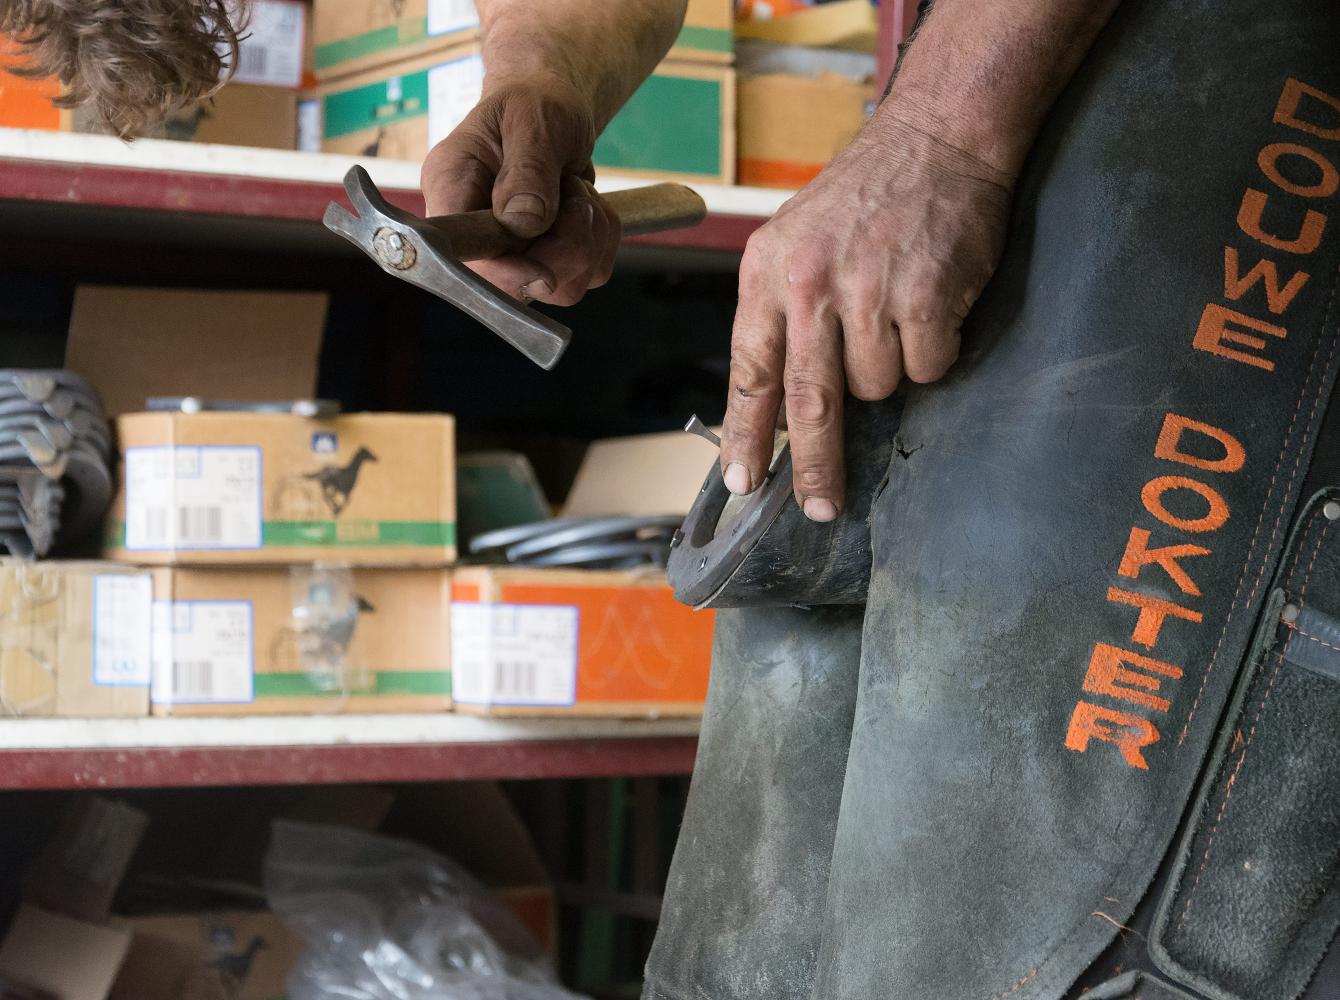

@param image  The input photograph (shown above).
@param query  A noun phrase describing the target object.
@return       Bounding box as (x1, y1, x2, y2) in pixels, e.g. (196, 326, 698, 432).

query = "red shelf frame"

(0, 156, 762, 253)
(0, 736, 699, 791)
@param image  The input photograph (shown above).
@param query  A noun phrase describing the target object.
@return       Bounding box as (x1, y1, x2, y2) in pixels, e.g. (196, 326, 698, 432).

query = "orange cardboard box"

(450, 567, 714, 717)
(0, 39, 66, 130)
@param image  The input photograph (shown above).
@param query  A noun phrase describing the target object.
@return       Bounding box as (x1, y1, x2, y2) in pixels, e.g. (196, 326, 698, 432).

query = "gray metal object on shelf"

(0, 369, 114, 558)
(470, 515, 682, 570)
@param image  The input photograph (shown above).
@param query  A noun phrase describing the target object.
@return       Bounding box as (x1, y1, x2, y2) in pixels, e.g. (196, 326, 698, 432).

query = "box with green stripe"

(106, 411, 456, 566)
(668, 0, 735, 64)
(311, 0, 479, 81)
(311, 0, 730, 82)
(315, 47, 734, 184)
(149, 565, 452, 716)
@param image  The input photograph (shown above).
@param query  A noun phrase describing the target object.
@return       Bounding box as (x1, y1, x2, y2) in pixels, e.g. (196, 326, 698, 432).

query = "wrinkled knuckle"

(902, 263, 960, 324)
(785, 254, 829, 303)
(797, 468, 831, 492)
(902, 288, 950, 327)
(784, 377, 837, 428)
(501, 154, 558, 183)
(742, 229, 775, 260)
(904, 346, 959, 385)
(842, 274, 885, 312)
(729, 352, 777, 401)
(848, 369, 898, 402)
(738, 253, 769, 295)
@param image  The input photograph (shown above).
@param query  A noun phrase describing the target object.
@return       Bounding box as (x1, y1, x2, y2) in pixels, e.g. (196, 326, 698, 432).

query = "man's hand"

(722, 0, 1121, 521)
(421, 75, 621, 306)
(419, 0, 686, 308)
(721, 118, 1011, 520)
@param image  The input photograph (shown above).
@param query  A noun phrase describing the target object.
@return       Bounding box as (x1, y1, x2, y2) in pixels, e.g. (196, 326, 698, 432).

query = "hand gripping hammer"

(324, 166, 708, 370)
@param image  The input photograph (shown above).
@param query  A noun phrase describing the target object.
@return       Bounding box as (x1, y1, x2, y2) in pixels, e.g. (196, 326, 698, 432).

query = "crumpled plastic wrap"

(264, 820, 588, 1000)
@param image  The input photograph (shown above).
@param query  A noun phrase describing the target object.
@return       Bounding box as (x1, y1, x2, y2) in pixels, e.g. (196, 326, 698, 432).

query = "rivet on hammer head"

(1282, 602, 1301, 624)
(1324, 500, 1340, 521)
(373, 226, 417, 270)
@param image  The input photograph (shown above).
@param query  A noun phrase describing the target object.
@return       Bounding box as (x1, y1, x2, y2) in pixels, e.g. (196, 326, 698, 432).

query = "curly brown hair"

(0, 0, 249, 138)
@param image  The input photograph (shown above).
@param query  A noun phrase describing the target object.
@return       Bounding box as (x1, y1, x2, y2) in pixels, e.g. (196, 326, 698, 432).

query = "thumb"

(491, 134, 564, 239)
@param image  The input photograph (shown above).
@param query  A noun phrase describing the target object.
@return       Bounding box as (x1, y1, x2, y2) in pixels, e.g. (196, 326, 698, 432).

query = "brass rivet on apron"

(1324, 500, 1340, 521)
(1282, 603, 1301, 623)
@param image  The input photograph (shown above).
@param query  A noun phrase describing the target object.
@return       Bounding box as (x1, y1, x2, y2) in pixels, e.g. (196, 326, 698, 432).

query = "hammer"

(324, 166, 708, 370)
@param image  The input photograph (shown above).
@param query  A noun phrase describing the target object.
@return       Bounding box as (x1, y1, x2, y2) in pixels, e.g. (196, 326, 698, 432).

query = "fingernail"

(502, 193, 546, 224)
(723, 462, 751, 495)
(803, 497, 838, 522)
(519, 279, 553, 302)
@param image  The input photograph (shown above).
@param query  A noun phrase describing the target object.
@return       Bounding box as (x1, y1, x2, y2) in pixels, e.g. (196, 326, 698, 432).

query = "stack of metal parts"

(0, 370, 113, 558)
(469, 515, 683, 569)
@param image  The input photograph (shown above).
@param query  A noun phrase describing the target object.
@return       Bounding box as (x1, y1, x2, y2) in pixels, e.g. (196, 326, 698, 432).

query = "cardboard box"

(312, 0, 729, 80)
(561, 430, 719, 519)
(0, 43, 68, 131)
(22, 797, 149, 925)
(736, 0, 878, 51)
(315, 48, 734, 184)
(312, 0, 478, 81)
(231, 0, 308, 89)
(450, 567, 713, 717)
(669, 0, 734, 64)
(4, 1, 305, 139)
(109, 910, 301, 1000)
(312, 42, 481, 160)
(738, 69, 871, 187)
(66, 286, 328, 418)
(164, 84, 298, 150)
(0, 906, 132, 1000)
(150, 565, 451, 715)
(0, 561, 152, 718)
(595, 60, 735, 184)
(103, 412, 456, 566)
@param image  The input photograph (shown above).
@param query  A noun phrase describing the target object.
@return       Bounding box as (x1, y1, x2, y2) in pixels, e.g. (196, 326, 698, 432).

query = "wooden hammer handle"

(425, 183, 707, 263)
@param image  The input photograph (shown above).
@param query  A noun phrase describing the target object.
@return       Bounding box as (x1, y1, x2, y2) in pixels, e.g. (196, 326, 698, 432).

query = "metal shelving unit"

(0, 715, 700, 790)
(0, 129, 786, 254)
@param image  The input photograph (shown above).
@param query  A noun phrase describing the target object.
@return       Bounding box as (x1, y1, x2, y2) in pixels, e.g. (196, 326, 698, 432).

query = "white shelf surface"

(0, 127, 792, 219)
(0, 713, 701, 751)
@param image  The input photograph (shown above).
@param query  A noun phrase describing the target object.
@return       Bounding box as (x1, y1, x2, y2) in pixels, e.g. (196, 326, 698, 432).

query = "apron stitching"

(1175, 637, 1292, 932)
(1179, 265, 1340, 745)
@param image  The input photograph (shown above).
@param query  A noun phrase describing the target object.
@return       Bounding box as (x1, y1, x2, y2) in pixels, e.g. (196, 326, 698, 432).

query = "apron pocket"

(1152, 488, 1340, 1000)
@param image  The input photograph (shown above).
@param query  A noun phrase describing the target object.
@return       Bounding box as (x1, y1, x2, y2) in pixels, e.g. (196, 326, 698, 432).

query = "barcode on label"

(226, 0, 304, 87)
(239, 45, 268, 77)
(124, 445, 262, 551)
(172, 660, 215, 701)
(451, 603, 578, 706)
(492, 660, 539, 701)
(178, 506, 223, 544)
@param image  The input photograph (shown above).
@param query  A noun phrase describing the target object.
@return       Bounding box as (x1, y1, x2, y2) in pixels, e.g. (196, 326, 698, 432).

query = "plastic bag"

(264, 820, 588, 1000)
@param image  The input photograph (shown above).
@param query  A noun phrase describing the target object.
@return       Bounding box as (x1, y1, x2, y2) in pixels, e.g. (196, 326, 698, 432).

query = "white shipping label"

(152, 601, 254, 704)
(93, 575, 153, 686)
(296, 98, 321, 152)
(427, 54, 485, 147)
(124, 446, 262, 551)
(427, 0, 479, 36)
(229, 0, 305, 87)
(451, 603, 579, 706)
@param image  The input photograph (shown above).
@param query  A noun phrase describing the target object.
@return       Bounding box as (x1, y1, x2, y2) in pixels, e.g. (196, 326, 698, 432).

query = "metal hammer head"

(324, 166, 571, 370)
